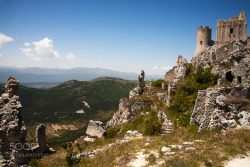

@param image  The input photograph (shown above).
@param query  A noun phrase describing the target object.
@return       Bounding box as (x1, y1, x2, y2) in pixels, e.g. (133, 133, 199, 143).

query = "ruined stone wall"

(0, 77, 28, 167)
(216, 11, 247, 42)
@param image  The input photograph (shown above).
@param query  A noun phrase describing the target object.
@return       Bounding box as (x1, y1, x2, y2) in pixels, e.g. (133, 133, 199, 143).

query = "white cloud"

(153, 65, 172, 72)
(20, 37, 61, 61)
(0, 53, 2, 59)
(0, 33, 13, 48)
(33, 37, 61, 59)
(24, 42, 31, 46)
(19, 48, 41, 61)
(66, 52, 75, 60)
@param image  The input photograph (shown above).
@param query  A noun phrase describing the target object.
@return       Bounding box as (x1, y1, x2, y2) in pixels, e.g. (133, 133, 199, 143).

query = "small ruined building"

(194, 11, 247, 57)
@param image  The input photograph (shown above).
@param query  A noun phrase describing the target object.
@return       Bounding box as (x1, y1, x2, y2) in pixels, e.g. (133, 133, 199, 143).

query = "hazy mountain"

(0, 67, 162, 83)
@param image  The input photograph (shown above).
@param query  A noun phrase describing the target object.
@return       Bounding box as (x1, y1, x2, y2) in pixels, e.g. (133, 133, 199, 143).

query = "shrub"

(151, 79, 167, 89)
(168, 65, 218, 120)
(122, 109, 162, 136)
(106, 127, 121, 138)
(143, 110, 162, 135)
(178, 114, 191, 127)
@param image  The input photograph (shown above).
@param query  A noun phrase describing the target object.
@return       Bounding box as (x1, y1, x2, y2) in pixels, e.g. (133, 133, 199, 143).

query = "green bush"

(168, 65, 219, 119)
(106, 127, 121, 138)
(143, 110, 162, 135)
(122, 109, 162, 136)
(178, 114, 191, 127)
(151, 79, 166, 88)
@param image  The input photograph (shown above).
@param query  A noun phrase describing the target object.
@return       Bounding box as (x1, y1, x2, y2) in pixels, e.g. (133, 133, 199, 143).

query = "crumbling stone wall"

(31, 124, 55, 156)
(216, 11, 247, 42)
(0, 77, 28, 167)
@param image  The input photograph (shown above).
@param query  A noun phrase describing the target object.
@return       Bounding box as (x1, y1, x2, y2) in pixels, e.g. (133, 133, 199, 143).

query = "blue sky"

(0, 0, 249, 76)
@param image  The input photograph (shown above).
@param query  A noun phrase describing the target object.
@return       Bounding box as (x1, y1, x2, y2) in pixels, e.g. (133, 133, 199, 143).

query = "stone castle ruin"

(0, 77, 54, 167)
(195, 11, 247, 56)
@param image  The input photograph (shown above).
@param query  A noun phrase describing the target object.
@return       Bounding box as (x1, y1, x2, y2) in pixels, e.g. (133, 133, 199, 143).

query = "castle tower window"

(230, 28, 234, 33)
(200, 41, 202, 45)
(237, 76, 242, 83)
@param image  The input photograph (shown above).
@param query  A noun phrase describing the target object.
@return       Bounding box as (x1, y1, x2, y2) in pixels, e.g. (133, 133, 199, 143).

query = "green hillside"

(0, 77, 137, 145)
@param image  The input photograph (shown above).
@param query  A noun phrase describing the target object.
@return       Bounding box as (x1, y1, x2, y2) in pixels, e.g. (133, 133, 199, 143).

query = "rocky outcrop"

(0, 77, 28, 167)
(164, 66, 176, 82)
(84, 120, 106, 142)
(157, 111, 172, 133)
(31, 124, 55, 156)
(190, 85, 250, 132)
(106, 98, 151, 127)
(192, 40, 250, 85)
(129, 70, 145, 99)
(173, 55, 189, 84)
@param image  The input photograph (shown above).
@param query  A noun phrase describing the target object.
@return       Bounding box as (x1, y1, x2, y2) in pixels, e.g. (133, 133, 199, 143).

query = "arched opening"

(230, 28, 234, 34)
(226, 71, 234, 82)
(200, 41, 202, 45)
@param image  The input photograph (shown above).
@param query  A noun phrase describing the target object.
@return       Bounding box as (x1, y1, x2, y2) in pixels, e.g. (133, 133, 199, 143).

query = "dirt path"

(224, 153, 250, 167)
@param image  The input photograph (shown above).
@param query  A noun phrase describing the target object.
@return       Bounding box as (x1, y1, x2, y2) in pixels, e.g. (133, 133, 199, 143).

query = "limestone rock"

(238, 111, 250, 128)
(156, 93, 169, 103)
(106, 99, 150, 127)
(161, 146, 171, 152)
(173, 55, 189, 84)
(86, 120, 106, 139)
(129, 87, 140, 99)
(192, 40, 250, 85)
(129, 70, 146, 99)
(124, 130, 143, 139)
(164, 66, 176, 82)
(190, 85, 250, 132)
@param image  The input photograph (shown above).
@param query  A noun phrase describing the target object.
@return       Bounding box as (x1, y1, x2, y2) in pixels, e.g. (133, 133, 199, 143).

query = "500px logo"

(9, 143, 38, 151)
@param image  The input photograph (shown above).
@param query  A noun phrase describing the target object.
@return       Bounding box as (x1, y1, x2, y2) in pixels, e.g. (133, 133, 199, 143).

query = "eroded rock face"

(190, 85, 250, 132)
(192, 40, 250, 85)
(85, 120, 106, 138)
(0, 77, 28, 167)
(173, 55, 189, 84)
(106, 99, 150, 127)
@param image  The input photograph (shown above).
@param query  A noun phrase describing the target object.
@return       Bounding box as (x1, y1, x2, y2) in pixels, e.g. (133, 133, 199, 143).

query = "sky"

(0, 0, 249, 76)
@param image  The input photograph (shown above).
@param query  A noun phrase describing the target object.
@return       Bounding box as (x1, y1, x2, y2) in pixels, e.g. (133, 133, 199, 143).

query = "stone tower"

(194, 26, 212, 57)
(216, 11, 247, 42)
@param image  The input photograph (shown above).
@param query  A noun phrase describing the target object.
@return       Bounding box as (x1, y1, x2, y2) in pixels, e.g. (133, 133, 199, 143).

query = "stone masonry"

(0, 77, 28, 167)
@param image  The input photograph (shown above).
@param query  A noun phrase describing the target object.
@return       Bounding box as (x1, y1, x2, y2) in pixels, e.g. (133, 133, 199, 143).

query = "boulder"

(86, 120, 106, 138)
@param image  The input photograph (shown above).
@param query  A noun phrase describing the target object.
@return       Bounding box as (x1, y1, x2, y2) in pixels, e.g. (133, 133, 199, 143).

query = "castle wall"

(216, 11, 247, 42)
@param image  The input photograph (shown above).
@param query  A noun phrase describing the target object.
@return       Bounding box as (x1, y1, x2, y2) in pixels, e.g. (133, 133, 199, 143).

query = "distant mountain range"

(0, 67, 162, 83)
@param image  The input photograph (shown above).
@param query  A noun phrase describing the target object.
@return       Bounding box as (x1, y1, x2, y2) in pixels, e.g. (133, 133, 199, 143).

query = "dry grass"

(37, 126, 250, 167)
(222, 95, 250, 105)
